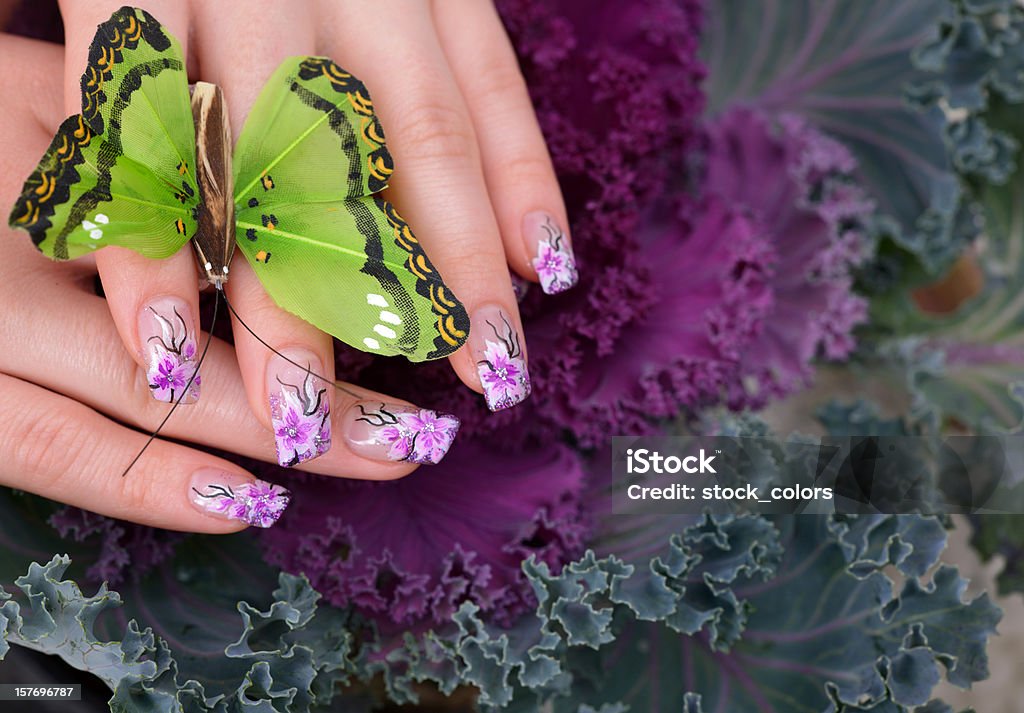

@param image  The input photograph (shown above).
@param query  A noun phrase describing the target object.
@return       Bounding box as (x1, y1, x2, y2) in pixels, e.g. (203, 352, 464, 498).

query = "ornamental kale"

(1, 0, 1021, 711)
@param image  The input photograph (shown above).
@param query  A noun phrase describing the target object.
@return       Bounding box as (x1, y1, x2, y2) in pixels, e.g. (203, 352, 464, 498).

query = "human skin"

(59, 0, 576, 445)
(0, 1, 575, 531)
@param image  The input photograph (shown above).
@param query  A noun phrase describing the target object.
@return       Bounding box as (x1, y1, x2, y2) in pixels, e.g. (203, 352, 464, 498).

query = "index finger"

(57, 2, 206, 408)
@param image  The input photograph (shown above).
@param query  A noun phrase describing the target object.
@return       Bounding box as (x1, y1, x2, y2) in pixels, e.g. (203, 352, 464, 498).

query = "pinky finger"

(0, 373, 290, 532)
(433, 0, 578, 296)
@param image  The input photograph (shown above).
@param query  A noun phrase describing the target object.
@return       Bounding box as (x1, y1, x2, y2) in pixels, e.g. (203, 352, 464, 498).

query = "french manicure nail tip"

(141, 302, 201, 404)
(475, 313, 531, 412)
(190, 479, 290, 528)
(529, 215, 578, 295)
(348, 403, 460, 465)
(269, 363, 331, 467)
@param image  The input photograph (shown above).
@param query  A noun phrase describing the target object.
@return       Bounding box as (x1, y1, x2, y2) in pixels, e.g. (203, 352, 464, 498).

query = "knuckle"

(436, 251, 508, 290)
(499, 153, 556, 188)
(7, 405, 94, 485)
(474, 55, 529, 105)
(393, 95, 477, 162)
(114, 457, 159, 513)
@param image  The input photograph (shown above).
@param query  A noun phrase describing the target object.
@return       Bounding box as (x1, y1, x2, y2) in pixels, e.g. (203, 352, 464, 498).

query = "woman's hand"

(54, 0, 576, 468)
(0, 33, 463, 532)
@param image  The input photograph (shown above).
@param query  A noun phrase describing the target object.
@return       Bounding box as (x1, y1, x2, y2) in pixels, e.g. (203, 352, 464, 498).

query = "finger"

(97, 250, 204, 405)
(433, 0, 577, 295)
(317, 0, 532, 412)
(58, 1, 191, 111)
(0, 276, 457, 478)
(189, 2, 347, 467)
(57, 2, 205, 405)
(0, 373, 290, 531)
(0, 31, 460, 478)
(0, 33, 65, 132)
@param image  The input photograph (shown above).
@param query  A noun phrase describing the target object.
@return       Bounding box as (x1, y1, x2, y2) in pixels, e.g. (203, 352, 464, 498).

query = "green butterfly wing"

(8, 7, 197, 260)
(232, 57, 469, 362)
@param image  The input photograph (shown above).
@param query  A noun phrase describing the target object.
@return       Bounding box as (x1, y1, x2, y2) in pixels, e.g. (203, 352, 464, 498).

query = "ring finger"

(316, 0, 532, 413)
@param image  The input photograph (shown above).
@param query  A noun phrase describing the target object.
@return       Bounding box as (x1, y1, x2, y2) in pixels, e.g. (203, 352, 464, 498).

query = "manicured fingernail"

(525, 211, 577, 295)
(267, 349, 332, 467)
(471, 305, 531, 412)
(344, 401, 460, 465)
(189, 469, 290, 528)
(138, 297, 201, 404)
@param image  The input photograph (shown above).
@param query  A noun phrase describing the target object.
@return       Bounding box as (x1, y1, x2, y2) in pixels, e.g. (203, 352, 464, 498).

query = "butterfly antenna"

(120, 289, 221, 478)
(221, 291, 360, 399)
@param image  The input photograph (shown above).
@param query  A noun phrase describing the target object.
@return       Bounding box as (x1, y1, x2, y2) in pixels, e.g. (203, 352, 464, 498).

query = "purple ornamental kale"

(30, 0, 874, 640)
(702, 108, 871, 408)
(262, 440, 588, 631)
(255, 0, 708, 624)
(336, 0, 709, 449)
(49, 507, 183, 585)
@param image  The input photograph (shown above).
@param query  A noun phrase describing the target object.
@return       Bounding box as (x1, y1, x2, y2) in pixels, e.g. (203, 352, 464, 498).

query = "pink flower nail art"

(528, 214, 578, 295)
(474, 310, 531, 411)
(348, 403, 460, 465)
(269, 356, 331, 467)
(141, 300, 201, 404)
(190, 477, 290, 528)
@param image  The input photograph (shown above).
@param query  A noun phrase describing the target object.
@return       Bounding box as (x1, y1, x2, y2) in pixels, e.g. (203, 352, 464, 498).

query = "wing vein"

(70, 143, 189, 214)
(237, 219, 427, 279)
(127, 79, 194, 175)
(233, 105, 333, 202)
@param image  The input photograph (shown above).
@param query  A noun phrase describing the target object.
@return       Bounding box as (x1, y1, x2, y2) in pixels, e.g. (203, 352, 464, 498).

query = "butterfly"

(8, 6, 470, 362)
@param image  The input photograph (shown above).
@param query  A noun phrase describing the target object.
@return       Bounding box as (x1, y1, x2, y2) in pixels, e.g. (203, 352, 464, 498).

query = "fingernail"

(471, 305, 531, 412)
(189, 469, 290, 528)
(267, 349, 332, 467)
(344, 401, 460, 465)
(138, 297, 201, 404)
(525, 211, 577, 295)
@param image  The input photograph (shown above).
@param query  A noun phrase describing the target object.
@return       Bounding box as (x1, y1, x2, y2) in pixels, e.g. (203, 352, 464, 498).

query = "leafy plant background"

(4, 0, 1024, 711)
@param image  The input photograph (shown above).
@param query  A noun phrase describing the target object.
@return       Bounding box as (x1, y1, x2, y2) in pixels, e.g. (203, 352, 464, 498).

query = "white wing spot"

(374, 324, 397, 339)
(380, 310, 401, 325)
(363, 337, 380, 350)
(83, 214, 109, 240)
(366, 293, 388, 307)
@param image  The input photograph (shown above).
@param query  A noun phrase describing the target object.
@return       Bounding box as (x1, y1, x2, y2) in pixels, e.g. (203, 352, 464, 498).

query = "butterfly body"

(8, 6, 470, 362)
(189, 81, 235, 288)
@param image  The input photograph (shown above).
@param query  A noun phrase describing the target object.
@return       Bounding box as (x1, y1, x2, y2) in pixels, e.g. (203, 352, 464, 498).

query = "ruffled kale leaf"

(0, 510, 1001, 711)
(704, 0, 971, 286)
(0, 487, 379, 713)
(382, 513, 999, 712)
(869, 1, 1024, 594)
(0, 553, 374, 712)
(0, 555, 383, 712)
